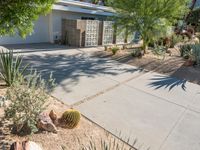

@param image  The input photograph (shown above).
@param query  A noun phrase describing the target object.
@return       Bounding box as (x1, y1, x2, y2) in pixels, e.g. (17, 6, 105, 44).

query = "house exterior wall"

(0, 15, 50, 45)
(52, 10, 108, 42)
(0, 8, 110, 45)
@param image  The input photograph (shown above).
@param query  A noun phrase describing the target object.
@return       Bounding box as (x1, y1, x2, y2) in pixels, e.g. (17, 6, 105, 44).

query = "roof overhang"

(53, 4, 115, 16)
(53, 0, 115, 16)
(57, 0, 114, 13)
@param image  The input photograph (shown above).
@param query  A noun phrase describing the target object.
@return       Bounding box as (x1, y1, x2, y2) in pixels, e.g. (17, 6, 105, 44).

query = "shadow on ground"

(23, 52, 142, 93)
(148, 75, 187, 91)
(107, 53, 200, 90)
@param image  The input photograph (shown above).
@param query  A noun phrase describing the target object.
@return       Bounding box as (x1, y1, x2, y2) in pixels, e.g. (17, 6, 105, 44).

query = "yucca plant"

(0, 50, 28, 86)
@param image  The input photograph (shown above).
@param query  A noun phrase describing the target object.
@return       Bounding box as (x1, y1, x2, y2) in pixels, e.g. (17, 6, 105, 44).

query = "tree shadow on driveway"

(148, 75, 187, 91)
(23, 52, 143, 93)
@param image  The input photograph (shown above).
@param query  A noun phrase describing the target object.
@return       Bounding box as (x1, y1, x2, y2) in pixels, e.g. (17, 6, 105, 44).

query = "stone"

(166, 49, 172, 56)
(10, 141, 43, 150)
(49, 110, 57, 122)
(192, 37, 199, 44)
(37, 113, 58, 133)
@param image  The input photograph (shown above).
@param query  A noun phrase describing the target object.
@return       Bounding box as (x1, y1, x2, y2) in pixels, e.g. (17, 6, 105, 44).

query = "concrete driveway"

(7, 43, 200, 150)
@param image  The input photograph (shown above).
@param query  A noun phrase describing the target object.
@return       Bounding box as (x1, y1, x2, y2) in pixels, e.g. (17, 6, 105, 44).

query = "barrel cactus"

(61, 109, 81, 129)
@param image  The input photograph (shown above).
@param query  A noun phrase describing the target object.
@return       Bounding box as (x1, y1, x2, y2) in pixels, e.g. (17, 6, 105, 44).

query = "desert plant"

(131, 49, 143, 58)
(80, 136, 136, 150)
(180, 44, 193, 58)
(0, 50, 28, 86)
(191, 44, 200, 66)
(61, 109, 81, 129)
(183, 49, 195, 61)
(171, 35, 184, 48)
(111, 47, 120, 55)
(5, 70, 56, 135)
(152, 44, 167, 60)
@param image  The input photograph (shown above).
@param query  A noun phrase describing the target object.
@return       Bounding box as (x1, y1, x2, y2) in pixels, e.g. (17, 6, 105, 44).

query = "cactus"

(61, 109, 81, 129)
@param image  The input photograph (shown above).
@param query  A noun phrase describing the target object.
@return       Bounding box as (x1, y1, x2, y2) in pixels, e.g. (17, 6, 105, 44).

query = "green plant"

(0, 50, 28, 86)
(0, 0, 55, 38)
(191, 44, 200, 66)
(152, 44, 167, 59)
(171, 35, 184, 48)
(180, 44, 192, 58)
(111, 47, 120, 55)
(80, 136, 136, 150)
(111, 0, 189, 54)
(180, 44, 200, 66)
(5, 70, 56, 135)
(61, 109, 81, 129)
(183, 49, 194, 62)
(131, 49, 142, 58)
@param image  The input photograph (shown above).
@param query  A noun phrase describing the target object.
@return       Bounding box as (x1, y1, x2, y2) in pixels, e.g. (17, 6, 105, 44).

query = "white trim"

(57, 0, 114, 13)
(53, 4, 114, 16)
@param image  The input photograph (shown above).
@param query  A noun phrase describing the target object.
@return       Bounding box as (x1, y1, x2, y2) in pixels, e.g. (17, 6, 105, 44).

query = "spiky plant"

(0, 50, 28, 86)
(61, 109, 81, 129)
(80, 136, 137, 150)
(191, 44, 200, 66)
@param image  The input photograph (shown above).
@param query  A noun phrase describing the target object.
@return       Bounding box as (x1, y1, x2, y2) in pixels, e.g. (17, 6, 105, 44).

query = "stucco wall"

(52, 10, 107, 41)
(0, 16, 50, 45)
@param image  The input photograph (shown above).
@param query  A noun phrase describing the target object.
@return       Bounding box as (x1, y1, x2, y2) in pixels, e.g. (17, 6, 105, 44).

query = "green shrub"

(0, 50, 28, 86)
(111, 47, 120, 55)
(5, 70, 55, 135)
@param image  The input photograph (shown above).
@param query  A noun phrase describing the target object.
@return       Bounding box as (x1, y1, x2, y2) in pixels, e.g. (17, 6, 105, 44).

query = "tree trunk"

(141, 33, 149, 55)
(185, 0, 197, 22)
(124, 27, 128, 43)
(142, 40, 148, 54)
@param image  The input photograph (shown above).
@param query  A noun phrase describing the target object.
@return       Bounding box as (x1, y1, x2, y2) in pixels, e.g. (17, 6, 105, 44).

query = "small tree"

(110, 0, 189, 53)
(0, 0, 55, 38)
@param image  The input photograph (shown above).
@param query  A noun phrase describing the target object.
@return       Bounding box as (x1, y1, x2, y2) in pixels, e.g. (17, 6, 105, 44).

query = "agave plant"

(0, 50, 28, 86)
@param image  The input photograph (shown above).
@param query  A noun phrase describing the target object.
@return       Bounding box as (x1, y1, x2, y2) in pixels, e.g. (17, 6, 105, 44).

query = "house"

(0, 0, 114, 45)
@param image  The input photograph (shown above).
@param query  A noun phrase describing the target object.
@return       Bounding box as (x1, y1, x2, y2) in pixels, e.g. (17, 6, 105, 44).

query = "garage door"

(0, 16, 50, 45)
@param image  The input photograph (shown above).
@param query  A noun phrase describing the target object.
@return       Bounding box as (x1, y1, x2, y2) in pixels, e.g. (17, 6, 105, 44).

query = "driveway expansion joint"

(72, 71, 147, 107)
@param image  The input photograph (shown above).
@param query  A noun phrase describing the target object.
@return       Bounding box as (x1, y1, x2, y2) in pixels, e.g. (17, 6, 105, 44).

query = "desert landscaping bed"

(0, 86, 134, 150)
(92, 46, 200, 85)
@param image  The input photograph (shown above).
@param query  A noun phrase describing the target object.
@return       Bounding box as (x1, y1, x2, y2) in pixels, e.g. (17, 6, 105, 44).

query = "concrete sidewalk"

(13, 44, 200, 150)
